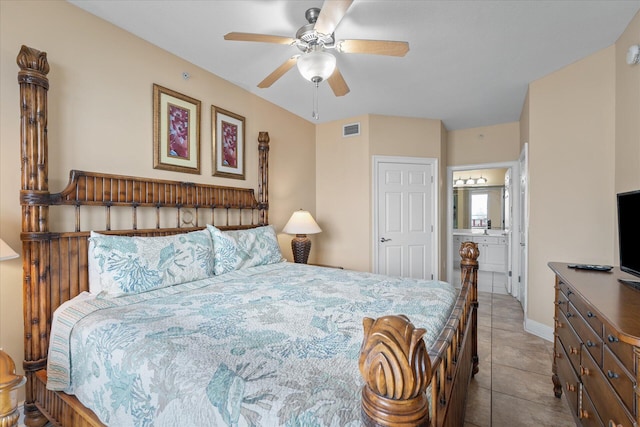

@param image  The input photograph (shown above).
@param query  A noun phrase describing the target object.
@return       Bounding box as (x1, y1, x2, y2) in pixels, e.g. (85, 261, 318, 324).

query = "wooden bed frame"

(17, 45, 479, 427)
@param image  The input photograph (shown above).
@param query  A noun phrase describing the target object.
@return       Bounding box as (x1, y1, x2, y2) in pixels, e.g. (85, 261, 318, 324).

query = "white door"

(374, 158, 437, 280)
(504, 169, 513, 295)
(518, 144, 529, 310)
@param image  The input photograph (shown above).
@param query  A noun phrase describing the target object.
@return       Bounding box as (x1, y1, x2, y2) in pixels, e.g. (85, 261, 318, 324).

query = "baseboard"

(524, 317, 554, 342)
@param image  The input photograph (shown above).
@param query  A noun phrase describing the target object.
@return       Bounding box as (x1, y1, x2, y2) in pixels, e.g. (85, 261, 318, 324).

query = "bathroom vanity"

(454, 231, 509, 293)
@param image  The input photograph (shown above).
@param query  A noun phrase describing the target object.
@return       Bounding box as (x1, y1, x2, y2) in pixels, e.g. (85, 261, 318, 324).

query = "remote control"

(567, 264, 613, 272)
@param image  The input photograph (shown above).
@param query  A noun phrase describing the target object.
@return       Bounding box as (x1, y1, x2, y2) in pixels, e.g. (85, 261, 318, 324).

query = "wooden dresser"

(549, 262, 640, 427)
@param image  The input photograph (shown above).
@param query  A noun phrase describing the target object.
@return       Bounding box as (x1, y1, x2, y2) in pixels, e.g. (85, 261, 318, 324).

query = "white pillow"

(88, 229, 214, 297)
(207, 225, 284, 275)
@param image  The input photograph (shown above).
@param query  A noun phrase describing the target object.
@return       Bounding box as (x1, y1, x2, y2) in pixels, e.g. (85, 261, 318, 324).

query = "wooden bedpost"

(460, 241, 480, 375)
(17, 45, 51, 427)
(360, 315, 431, 426)
(258, 131, 269, 226)
(359, 242, 479, 426)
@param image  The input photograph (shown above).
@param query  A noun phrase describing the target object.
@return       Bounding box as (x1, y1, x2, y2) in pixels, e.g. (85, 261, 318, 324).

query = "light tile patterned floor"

(464, 292, 577, 426)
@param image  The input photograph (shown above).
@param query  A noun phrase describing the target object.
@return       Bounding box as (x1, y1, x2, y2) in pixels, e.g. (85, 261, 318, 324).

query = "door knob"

(380, 237, 392, 243)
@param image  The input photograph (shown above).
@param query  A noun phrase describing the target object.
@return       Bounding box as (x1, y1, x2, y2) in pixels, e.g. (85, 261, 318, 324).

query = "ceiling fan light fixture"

(297, 50, 336, 83)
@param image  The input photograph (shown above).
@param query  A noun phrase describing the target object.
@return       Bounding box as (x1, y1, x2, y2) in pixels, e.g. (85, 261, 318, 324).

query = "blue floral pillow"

(88, 229, 214, 297)
(207, 225, 285, 275)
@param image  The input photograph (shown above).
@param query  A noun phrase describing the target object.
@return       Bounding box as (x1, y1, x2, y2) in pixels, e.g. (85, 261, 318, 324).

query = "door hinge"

(518, 276, 521, 283)
(431, 274, 434, 280)
(431, 225, 434, 232)
(431, 175, 434, 184)
(508, 270, 512, 277)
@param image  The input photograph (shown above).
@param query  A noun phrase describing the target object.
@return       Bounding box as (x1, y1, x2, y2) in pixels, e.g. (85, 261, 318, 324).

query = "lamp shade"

(0, 238, 18, 261)
(297, 50, 336, 83)
(282, 210, 322, 235)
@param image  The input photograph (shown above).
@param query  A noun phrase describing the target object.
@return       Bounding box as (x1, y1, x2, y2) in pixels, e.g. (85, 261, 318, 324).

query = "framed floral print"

(212, 105, 245, 180)
(153, 84, 201, 174)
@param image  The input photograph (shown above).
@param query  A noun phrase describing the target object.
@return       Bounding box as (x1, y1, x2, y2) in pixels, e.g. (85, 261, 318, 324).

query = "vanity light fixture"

(465, 177, 475, 185)
(476, 176, 487, 185)
(455, 177, 465, 186)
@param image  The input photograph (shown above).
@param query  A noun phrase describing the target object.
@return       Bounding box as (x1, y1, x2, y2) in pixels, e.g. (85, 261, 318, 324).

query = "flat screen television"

(618, 190, 640, 285)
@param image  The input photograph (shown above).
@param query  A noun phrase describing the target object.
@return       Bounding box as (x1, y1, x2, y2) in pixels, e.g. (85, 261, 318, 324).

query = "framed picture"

(212, 105, 245, 180)
(153, 84, 201, 174)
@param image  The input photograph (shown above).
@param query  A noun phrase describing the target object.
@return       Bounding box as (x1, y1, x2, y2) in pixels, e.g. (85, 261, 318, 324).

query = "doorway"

(447, 161, 521, 297)
(373, 156, 438, 280)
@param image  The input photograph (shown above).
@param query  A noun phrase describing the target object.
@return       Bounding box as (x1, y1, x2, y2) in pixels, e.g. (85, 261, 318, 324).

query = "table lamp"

(282, 210, 322, 264)
(0, 237, 25, 427)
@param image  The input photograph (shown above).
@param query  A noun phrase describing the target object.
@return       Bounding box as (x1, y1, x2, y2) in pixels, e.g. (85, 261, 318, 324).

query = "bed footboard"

(360, 241, 479, 427)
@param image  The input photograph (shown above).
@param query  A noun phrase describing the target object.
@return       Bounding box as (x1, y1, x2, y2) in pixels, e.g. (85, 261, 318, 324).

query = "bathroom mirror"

(453, 168, 507, 230)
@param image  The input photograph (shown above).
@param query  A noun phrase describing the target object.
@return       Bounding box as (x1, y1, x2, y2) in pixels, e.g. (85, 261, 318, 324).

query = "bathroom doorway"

(447, 161, 521, 297)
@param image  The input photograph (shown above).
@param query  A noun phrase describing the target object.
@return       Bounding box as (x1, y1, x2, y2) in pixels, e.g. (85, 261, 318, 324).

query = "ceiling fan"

(224, 0, 409, 97)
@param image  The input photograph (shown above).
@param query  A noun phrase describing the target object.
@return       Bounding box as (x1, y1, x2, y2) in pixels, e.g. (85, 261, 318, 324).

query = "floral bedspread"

(48, 263, 457, 427)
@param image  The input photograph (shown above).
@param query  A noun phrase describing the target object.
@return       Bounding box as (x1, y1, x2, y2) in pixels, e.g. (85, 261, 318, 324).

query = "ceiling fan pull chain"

(312, 81, 320, 120)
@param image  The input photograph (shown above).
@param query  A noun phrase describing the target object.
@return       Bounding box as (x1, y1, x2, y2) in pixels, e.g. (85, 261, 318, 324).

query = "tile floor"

(464, 291, 577, 427)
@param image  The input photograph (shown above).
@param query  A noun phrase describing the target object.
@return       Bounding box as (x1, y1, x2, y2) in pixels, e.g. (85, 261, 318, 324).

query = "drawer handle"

(569, 346, 579, 355)
(586, 340, 595, 348)
(566, 312, 573, 318)
(556, 301, 565, 306)
(580, 366, 590, 376)
(565, 382, 576, 392)
(607, 370, 619, 379)
(567, 290, 573, 296)
(608, 421, 623, 427)
(579, 409, 590, 420)
(607, 334, 619, 343)
(586, 311, 595, 318)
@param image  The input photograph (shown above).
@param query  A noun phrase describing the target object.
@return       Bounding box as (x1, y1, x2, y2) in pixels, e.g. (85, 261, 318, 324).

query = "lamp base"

(291, 234, 311, 264)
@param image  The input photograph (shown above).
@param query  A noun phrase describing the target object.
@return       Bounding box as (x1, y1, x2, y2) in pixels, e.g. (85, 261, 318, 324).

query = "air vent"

(343, 122, 360, 137)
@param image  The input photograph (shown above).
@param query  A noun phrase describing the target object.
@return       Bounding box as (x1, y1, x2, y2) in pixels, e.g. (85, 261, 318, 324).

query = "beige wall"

(315, 116, 371, 270)
(527, 46, 616, 327)
(447, 122, 521, 166)
(614, 12, 640, 261)
(520, 89, 531, 148)
(0, 0, 315, 397)
(315, 114, 446, 274)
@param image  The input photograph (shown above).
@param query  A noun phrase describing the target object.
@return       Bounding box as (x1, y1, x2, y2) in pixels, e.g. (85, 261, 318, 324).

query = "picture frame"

(153, 84, 201, 174)
(212, 105, 245, 180)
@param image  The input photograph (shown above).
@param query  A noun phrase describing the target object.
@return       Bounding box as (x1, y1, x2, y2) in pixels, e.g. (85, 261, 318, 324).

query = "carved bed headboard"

(17, 45, 271, 420)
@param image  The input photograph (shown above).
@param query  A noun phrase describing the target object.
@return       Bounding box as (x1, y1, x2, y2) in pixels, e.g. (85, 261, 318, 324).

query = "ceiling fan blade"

(339, 39, 410, 57)
(327, 66, 350, 97)
(257, 56, 299, 88)
(314, 0, 354, 36)
(224, 32, 295, 45)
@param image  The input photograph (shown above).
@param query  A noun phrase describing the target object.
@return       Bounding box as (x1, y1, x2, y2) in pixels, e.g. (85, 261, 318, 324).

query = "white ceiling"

(68, 0, 639, 130)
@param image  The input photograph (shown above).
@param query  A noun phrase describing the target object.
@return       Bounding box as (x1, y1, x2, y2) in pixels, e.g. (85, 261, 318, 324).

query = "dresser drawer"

(604, 325, 637, 375)
(558, 280, 572, 299)
(567, 288, 603, 337)
(603, 346, 636, 416)
(580, 387, 605, 427)
(556, 289, 570, 317)
(556, 309, 581, 372)
(567, 301, 603, 366)
(556, 336, 579, 417)
(581, 350, 635, 427)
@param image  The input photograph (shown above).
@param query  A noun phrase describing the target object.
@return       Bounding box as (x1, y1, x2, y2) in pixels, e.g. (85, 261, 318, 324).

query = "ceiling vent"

(343, 122, 360, 137)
